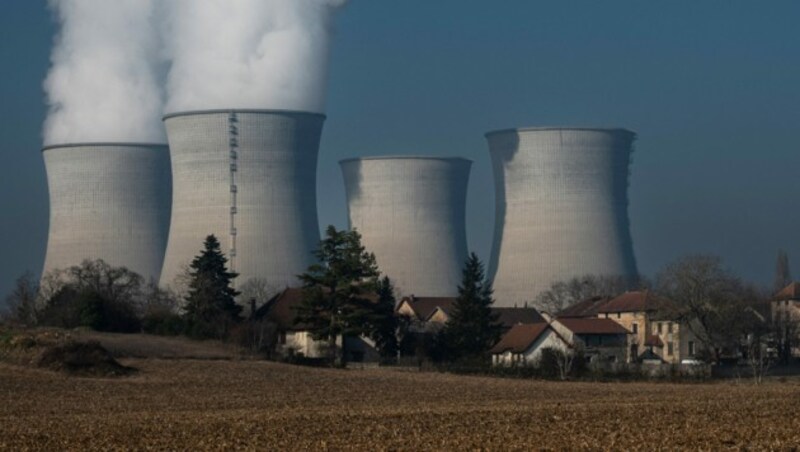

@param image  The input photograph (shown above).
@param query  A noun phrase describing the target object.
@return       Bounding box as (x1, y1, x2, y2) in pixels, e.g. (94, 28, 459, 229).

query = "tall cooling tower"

(159, 110, 324, 291)
(42, 143, 171, 281)
(486, 127, 638, 307)
(340, 156, 471, 297)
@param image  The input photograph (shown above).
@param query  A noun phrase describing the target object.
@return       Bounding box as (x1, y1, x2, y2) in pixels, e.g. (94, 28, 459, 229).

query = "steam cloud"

(43, 0, 165, 145)
(164, 0, 347, 113)
(43, 0, 347, 145)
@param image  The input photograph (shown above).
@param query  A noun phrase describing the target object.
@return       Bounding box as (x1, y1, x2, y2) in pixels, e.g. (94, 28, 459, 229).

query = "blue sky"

(1, 0, 799, 299)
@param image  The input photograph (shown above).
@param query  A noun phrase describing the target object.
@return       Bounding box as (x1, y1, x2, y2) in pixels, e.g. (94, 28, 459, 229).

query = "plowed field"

(2, 358, 800, 450)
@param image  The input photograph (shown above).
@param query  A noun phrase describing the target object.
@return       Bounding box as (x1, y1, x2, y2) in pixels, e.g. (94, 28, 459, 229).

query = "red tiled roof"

(645, 334, 664, 347)
(556, 296, 612, 318)
(598, 290, 672, 314)
(489, 323, 551, 354)
(774, 282, 800, 301)
(557, 317, 630, 335)
(397, 296, 456, 320)
(492, 307, 545, 329)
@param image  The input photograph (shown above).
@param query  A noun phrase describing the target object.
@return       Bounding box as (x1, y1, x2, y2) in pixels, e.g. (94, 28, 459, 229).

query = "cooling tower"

(340, 156, 471, 297)
(159, 110, 324, 292)
(486, 127, 638, 307)
(41, 143, 171, 281)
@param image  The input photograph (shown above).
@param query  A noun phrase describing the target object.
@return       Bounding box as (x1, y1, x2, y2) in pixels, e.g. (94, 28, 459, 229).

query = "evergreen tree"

(443, 253, 502, 361)
(369, 276, 399, 361)
(183, 235, 242, 339)
(295, 226, 380, 366)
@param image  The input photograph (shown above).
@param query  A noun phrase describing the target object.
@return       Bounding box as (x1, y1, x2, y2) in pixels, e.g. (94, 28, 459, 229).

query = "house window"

(617, 312, 621, 319)
(632, 323, 638, 334)
(279, 332, 287, 345)
(667, 342, 674, 356)
(688, 341, 695, 356)
(658, 322, 662, 334)
(668, 323, 673, 334)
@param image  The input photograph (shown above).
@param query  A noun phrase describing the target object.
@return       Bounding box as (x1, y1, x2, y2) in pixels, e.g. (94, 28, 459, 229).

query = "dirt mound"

(37, 341, 135, 377)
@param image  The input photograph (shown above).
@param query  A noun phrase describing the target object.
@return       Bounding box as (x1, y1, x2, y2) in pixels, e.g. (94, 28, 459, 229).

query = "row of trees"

(1, 236, 247, 341)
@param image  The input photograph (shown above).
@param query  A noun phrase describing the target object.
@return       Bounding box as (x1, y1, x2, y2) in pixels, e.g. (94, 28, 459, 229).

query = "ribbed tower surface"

(486, 127, 639, 308)
(340, 156, 471, 297)
(159, 110, 324, 293)
(42, 143, 171, 281)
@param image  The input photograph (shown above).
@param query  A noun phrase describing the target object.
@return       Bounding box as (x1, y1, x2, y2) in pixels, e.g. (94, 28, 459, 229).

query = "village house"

(490, 318, 629, 367)
(770, 282, 800, 359)
(556, 290, 700, 363)
(256, 287, 379, 362)
(771, 282, 800, 325)
(395, 295, 544, 332)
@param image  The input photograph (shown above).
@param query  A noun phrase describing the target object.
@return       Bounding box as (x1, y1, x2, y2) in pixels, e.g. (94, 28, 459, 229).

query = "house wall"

(427, 309, 450, 326)
(280, 331, 332, 359)
(575, 334, 627, 364)
(650, 320, 700, 363)
(492, 329, 568, 367)
(395, 301, 417, 318)
(599, 311, 647, 361)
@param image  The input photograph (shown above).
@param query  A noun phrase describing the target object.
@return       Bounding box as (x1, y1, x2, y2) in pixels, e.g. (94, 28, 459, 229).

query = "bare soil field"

(1, 336, 800, 450)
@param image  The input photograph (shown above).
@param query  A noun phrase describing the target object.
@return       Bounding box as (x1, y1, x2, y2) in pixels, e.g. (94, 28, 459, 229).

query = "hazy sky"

(1, 1, 799, 301)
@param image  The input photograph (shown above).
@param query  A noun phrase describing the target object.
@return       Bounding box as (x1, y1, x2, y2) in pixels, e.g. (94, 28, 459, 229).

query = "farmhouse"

(256, 288, 379, 362)
(490, 318, 629, 367)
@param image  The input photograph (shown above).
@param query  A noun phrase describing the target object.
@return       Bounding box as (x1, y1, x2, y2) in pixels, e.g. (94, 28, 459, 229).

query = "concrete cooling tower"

(486, 127, 638, 308)
(340, 156, 471, 297)
(41, 143, 171, 281)
(159, 110, 325, 292)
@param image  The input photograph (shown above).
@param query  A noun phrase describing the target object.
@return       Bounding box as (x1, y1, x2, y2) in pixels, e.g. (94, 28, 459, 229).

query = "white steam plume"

(164, 0, 347, 114)
(43, 0, 165, 145)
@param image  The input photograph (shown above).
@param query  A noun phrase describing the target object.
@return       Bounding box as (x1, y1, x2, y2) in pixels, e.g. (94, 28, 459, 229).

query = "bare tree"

(656, 254, 765, 363)
(238, 278, 278, 316)
(534, 274, 636, 314)
(774, 250, 792, 293)
(67, 259, 144, 305)
(2, 272, 39, 326)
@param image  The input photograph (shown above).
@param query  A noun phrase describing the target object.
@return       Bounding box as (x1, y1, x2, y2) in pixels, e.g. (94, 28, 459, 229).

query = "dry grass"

(2, 352, 800, 450)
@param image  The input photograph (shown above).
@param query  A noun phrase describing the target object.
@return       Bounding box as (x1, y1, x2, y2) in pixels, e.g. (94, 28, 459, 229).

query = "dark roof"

(557, 318, 630, 335)
(556, 296, 612, 318)
(489, 323, 551, 354)
(492, 307, 545, 329)
(774, 282, 800, 301)
(256, 287, 378, 331)
(638, 348, 664, 363)
(255, 287, 307, 330)
(397, 296, 456, 320)
(598, 290, 672, 314)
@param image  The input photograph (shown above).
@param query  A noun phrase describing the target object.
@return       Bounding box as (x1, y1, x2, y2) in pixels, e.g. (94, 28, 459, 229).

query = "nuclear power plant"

(340, 157, 471, 297)
(486, 127, 639, 307)
(158, 110, 325, 291)
(41, 143, 171, 282)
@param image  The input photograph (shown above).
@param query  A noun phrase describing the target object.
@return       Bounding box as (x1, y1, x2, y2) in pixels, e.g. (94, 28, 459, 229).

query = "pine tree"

(443, 253, 502, 362)
(183, 235, 242, 339)
(369, 276, 399, 361)
(295, 226, 380, 366)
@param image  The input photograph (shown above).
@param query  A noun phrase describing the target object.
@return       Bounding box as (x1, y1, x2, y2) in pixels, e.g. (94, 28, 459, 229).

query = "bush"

(37, 340, 135, 377)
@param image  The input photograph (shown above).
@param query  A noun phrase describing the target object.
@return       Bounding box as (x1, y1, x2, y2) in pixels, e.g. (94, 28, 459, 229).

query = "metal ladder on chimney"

(228, 112, 239, 272)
